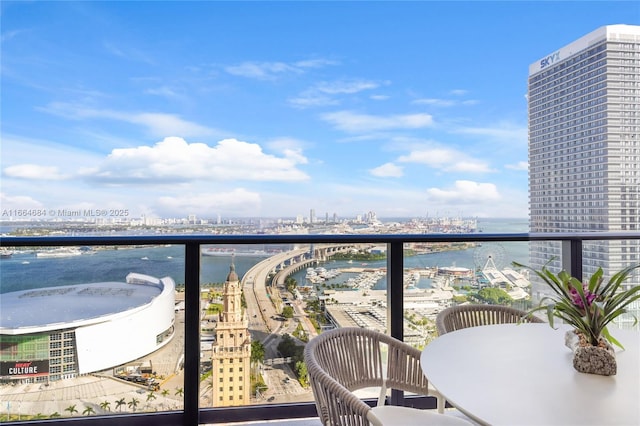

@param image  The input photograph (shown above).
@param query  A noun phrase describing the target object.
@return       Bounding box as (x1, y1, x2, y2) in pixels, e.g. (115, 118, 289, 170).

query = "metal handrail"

(1, 231, 639, 425)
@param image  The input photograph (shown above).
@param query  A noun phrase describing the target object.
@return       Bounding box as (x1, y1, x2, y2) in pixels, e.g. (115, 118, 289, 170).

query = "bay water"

(0, 218, 529, 294)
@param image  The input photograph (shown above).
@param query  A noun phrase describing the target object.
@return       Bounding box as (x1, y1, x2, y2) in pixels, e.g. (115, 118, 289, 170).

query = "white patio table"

(420, 323, 639, 425)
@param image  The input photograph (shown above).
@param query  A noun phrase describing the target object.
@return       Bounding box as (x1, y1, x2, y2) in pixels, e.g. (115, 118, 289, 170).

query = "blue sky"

(2, 1, 639, 220)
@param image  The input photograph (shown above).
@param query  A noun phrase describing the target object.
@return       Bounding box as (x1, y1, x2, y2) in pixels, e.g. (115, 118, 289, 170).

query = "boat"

(36, 248, 83, 258)
(141, 256, 149, 260)
(0, 249, 13, 259)
(201, 248, 270, 257)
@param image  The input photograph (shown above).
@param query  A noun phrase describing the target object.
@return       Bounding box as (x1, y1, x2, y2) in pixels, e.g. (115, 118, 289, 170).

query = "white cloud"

(1, 29, 28, 43)
(145, 86, 181, 99)
(128, 113, 214, 138)
(293, 59, 338, 68)
(426, 180, 500, 203)
(413, 98, 456, 107)
(86, 137, 309, 184)
(3, 164, 68, 180)
(450, 89, 468, 96)
(225, 58, 336, 80)
(156, 188, 261, 216)
(506, 161, 528, 171)
(266, 137, 308, 152)
(225, 61, 299, 79)
(0, 192, 44, 209)
(455, 122, 527, 143)
(398, 148, 493, 173)
(288, 94, 338, 108)
(289, 79, 381, 109)
(102, 41, 154, 65)
(321, 111, 433, 133)
(448, 161, 494, 173)
(314, 80, 380, 95)
(412, 97, 478, 107)
(370, 163, 403, 178)
(40, 102, 218, 138)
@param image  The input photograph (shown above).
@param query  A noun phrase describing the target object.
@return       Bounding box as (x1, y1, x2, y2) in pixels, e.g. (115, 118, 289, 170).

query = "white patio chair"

(304, 327, 473, 426)
(436, 304, 544, 336)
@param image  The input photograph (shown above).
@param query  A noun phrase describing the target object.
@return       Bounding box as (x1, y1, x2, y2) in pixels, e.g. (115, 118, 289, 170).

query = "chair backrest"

(304, 327, 429, 425)
(436, 304, 544, 335)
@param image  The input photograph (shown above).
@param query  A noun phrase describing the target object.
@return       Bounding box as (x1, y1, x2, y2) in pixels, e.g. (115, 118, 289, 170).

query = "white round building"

(0, 273, 175, 383)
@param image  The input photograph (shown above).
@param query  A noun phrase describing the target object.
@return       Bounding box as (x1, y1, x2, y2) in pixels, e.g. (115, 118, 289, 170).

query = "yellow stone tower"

(211, 258, 251, 406)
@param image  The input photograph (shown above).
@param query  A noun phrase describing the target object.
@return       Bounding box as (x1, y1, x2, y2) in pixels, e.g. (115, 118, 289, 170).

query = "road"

(242, 247, 310, 357)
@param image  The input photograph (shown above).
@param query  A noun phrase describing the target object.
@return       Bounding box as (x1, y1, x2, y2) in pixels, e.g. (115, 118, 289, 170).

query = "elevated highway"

(241, 243, 368, 356)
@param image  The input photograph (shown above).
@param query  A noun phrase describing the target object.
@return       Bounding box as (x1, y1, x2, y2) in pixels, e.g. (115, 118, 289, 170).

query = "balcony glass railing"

(1, 232, 639, 425)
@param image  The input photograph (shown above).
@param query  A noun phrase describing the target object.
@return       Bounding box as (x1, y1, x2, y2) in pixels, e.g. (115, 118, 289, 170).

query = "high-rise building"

(528, 25, 640, 298)
(211, 260, 251, 406)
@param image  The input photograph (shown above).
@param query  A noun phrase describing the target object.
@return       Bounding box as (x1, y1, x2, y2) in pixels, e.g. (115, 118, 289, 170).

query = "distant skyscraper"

(211, 259, 251, 406)
(310, 208, 316, 224)
(528, 25, 640, 296)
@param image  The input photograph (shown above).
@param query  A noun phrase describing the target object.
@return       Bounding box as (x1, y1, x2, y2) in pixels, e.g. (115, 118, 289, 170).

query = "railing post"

(387, 241, 404, 406)
(184, 242, 200, 424)
(562, 239, 583, 282)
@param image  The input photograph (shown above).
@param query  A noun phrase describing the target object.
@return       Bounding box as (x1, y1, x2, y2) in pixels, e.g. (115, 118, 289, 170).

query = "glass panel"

(198, 243, 315, 407)
(0, 244, 185, 420)
(403, 238, 535, 348)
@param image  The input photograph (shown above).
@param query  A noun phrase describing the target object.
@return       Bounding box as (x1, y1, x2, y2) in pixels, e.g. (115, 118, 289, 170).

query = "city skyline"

(2, 2, 639, 220)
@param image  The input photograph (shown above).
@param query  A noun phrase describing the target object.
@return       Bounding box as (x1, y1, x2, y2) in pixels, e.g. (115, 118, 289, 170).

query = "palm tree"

(161, 389, 169, 398)
(127, 397, 139, 412)
(82, 406, 95, 416)
(100, 401, 111, 412)
(146, 391, 157, 403)
(115, 398, 126, 412)
(174, 387, 184, 397)
(50, 412, 61, 418)
(64, 405, 78, 417)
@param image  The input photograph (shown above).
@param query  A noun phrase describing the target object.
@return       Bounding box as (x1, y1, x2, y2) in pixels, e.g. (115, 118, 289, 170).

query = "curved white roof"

(0, 274, 173, 333)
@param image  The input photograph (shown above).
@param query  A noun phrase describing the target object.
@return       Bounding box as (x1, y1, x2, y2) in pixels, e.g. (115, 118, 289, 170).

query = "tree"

(115, 398, 126, 412)
(282, 306, 294, 318)
(251, 340, 265, 366)
(50, 412, 61, 418)
(285, 277, 297, 293)
(277, 334, 304, 364)
(146, 391, 157, 403)
(476, 287, 513, 305)
(293, 322, 308, 342)
(100, 401, 111, 412)
(82, 406, 95, 416)
(295, 360, 309, 387)
(127, 398, 140, 412)
(161, 389, 170, 398)
(305, 299, 321, 313)
(64, 405, 78, 417)
(174, 387, 184, 397)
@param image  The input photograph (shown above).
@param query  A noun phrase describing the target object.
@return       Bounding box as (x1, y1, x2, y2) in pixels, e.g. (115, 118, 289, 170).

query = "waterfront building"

(528, 25, 640, 299)
(211, 259, 251, 407)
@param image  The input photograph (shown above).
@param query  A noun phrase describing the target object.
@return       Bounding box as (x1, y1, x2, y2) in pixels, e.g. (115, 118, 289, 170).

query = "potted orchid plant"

(513, 260, 640, 376)
(513, 260, 640, 348)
